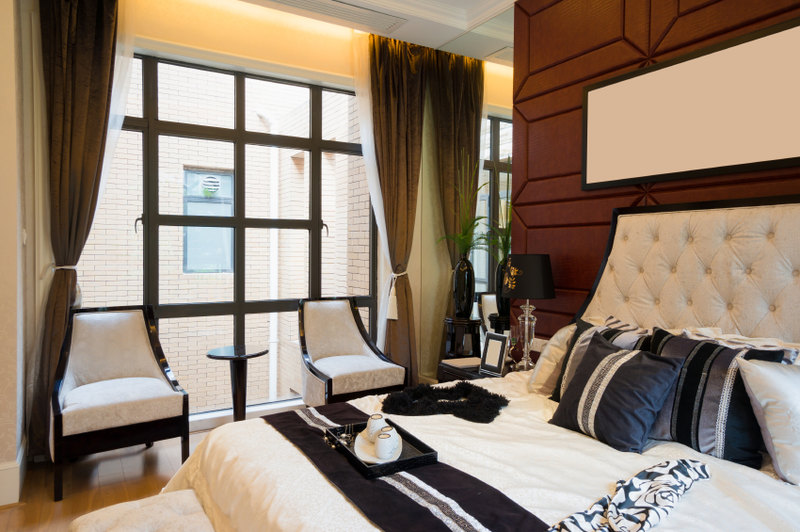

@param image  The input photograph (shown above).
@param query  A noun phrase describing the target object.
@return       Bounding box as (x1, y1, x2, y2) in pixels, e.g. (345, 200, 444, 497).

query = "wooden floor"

(0, 432, 208, 531)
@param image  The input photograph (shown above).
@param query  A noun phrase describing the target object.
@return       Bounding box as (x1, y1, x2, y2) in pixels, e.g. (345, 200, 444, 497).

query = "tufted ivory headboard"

(578, 196, 800, 343)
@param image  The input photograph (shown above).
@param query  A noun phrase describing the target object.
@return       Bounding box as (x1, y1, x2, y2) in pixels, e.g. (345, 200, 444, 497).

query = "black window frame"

(123, 54, 377, 348)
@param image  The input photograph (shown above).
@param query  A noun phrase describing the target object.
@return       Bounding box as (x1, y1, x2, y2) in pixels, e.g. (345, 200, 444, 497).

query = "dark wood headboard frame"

(572, 193, 800, 322)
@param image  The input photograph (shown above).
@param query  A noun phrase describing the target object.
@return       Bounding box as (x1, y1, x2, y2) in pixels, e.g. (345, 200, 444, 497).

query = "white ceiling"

(241, 0, 515, 66)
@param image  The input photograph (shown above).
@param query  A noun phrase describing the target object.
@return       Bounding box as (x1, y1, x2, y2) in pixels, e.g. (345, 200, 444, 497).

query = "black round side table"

(207, 345, 268, 422)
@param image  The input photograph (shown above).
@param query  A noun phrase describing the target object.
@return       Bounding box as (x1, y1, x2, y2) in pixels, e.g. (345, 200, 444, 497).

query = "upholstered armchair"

(50, 305, 189, 501)
(298, 298, 406, 406)
(477, 293, 498, 334)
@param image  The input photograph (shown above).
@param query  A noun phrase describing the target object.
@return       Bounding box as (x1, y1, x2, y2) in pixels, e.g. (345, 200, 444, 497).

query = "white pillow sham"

(738, 358, 800, 484)
(527, 323, 576, 396)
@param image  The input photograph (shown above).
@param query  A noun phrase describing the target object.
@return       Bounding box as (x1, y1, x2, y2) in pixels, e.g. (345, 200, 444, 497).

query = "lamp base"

(517, 301, 537, 372)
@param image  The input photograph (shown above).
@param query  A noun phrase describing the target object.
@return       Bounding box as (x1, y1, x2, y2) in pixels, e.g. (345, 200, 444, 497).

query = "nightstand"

(437, 358, 483, 382)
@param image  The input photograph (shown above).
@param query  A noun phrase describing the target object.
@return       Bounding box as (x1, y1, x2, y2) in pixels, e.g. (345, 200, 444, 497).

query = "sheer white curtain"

(96, 0, 135, 214)
(352, 31, 393, 350)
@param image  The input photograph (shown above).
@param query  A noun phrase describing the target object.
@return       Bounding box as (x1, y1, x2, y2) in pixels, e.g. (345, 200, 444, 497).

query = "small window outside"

(183, 168, 234, 273)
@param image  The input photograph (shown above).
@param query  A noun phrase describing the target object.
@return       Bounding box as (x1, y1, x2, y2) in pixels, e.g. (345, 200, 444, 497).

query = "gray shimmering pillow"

(549, 333, 682, 453)
(649, 327, 784, 468)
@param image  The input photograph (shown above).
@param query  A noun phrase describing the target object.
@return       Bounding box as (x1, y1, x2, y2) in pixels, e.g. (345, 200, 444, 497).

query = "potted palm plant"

(441, 152, 486, 318)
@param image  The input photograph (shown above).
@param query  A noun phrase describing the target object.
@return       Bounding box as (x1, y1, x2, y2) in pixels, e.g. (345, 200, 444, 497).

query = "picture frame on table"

(480, 332, 507, 377)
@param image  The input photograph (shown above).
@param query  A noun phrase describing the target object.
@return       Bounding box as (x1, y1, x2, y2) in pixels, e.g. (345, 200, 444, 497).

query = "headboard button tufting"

(770, 305, 777, 312)
(746, 268, 752, 275)
(671, 266, 677, 273)
(768, 231, 775, 239)
(727, 303, 734, 310)
(706, 268, 712, 275)
(794, 270, 799, 277)
(687, 299, 693, 306)
(726, 234, 732, 241)
(687, 236, 694, 243)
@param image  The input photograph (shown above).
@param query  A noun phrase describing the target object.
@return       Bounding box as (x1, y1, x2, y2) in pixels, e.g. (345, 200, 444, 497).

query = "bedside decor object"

(382, 382, 509, 423)
(440, 152, 486, 318)
(480, 332, 508, 377)
(502, 254, 555, 371)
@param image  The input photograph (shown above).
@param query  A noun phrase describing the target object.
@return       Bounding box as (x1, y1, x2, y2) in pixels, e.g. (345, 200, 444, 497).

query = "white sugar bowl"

(365, 413, 388, 443)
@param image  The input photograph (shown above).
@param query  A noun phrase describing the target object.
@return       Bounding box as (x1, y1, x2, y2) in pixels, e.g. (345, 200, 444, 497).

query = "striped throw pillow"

(551, 317, 650, 402)
(549, 333, 682, 453)
(649, 327, 784, 468)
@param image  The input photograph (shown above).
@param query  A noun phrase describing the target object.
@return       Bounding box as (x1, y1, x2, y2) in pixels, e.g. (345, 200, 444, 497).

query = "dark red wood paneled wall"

(513, 0, 800, 338)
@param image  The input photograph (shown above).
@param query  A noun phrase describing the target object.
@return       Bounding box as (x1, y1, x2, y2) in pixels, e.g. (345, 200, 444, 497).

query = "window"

(78, 56, 375, 415)
(472, 116, 512, 294)
(183, 169, 234, 273)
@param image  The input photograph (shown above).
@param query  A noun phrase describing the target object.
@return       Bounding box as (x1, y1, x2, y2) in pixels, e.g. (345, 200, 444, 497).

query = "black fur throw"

(382, 381, 509, 423)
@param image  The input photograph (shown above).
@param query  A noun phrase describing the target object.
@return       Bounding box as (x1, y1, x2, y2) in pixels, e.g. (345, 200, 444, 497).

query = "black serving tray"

(324, 419, 437, 479)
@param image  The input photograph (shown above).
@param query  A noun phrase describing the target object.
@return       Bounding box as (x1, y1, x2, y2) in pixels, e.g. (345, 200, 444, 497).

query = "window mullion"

(309, 86, 322, 299)
(234, 72, 246, 345)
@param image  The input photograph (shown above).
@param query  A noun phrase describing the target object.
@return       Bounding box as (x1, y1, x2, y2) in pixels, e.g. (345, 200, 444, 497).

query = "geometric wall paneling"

(583, 17, 800, 190)
(517, 193, 641, 228)
(514, 0, 800, 338)
(655, 0, 800, 54)
(527, 111, 582, 178)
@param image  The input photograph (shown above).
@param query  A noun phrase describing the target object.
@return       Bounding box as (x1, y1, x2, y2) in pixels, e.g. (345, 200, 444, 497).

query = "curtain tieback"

(54, 264, 78, 270)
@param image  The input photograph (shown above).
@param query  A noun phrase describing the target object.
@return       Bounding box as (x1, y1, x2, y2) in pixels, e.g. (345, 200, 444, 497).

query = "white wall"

(0, 0, 24, 506)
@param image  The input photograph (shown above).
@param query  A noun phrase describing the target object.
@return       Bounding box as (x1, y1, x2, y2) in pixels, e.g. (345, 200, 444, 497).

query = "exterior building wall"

(78, 64, 370, 413)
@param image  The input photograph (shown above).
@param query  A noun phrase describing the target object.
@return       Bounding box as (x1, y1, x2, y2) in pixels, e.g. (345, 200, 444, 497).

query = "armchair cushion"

(67, 311, 166, 388)
(314, 355, 405, 395)
(61, 377, 184, 436)
(302, 300, 375, 361)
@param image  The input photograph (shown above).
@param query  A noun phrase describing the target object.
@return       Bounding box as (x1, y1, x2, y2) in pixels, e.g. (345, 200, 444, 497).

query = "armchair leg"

(181, 432, 189, 462)
(53, 460, 63, 502)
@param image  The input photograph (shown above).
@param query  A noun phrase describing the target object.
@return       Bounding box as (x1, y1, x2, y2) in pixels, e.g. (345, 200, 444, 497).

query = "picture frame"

(581, 16, 800, 190)
(479, 332, 507, 377)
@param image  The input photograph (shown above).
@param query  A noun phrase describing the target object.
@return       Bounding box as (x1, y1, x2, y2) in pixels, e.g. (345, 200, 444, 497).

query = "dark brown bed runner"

(264, 402, 547, 532)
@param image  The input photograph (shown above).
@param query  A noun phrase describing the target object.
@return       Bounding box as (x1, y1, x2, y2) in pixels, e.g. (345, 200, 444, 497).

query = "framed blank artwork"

(582, 17, 800, 190)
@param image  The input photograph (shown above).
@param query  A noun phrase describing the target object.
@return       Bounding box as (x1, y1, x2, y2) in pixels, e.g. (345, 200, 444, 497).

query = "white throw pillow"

(738, 358, 800, 484)
(527, 323, 576, 396)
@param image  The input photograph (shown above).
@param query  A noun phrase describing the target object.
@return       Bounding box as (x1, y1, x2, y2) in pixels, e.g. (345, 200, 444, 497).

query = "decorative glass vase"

(452, 254, 475, 318)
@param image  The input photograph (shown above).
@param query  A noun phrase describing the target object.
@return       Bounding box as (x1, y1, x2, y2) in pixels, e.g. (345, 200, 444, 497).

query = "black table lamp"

(502, 254, 555, 371)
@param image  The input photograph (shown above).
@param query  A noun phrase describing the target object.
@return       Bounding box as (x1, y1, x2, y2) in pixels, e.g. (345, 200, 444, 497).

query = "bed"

(162, 196, 800, 531)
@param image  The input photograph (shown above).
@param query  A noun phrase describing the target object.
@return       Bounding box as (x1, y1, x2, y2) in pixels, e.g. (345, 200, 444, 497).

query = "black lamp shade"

(502, 254, 555, 300)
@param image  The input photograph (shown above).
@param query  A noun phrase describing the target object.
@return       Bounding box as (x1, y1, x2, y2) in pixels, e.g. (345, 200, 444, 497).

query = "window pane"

(480, 117, 491, 160)
(159, 315, 234, 414)
(244, 312, 302, 405)
(321, 153, 370, 297)
(245, 229, 309, 301)
(159, 136, 234, 216)
(158, 63, 234, 128)
(245, 78, 309, 137)
(245, 145, 309, 219)
(471, 168, 491, 294)
(499, 120, 513, 162)
(78, 130, 143, 305)
(322, 90, 360, 143)
(125, 58, 142, 118)
(159, 225, 233, 303)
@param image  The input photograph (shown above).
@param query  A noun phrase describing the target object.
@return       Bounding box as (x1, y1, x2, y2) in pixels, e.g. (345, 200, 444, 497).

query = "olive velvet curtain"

(367, 36, 484, 384)
(369, 35, 432, 386)
(429, 50, 484, 268)
(29, 0, 118, 456)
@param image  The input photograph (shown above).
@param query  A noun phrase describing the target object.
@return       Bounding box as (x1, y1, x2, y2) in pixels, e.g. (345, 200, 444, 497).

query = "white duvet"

(164, 371, 800, 531)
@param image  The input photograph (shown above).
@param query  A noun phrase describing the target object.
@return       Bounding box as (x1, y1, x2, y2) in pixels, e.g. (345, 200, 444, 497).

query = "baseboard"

(0, 440, 25, 506)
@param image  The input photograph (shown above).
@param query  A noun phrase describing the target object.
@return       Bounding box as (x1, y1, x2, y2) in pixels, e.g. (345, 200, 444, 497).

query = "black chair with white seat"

(50, 305, 189, 501)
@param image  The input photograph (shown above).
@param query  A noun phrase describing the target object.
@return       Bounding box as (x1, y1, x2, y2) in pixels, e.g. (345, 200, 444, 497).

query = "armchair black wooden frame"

(298, 297, 407, 404)
(50, 305, 189, 501)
